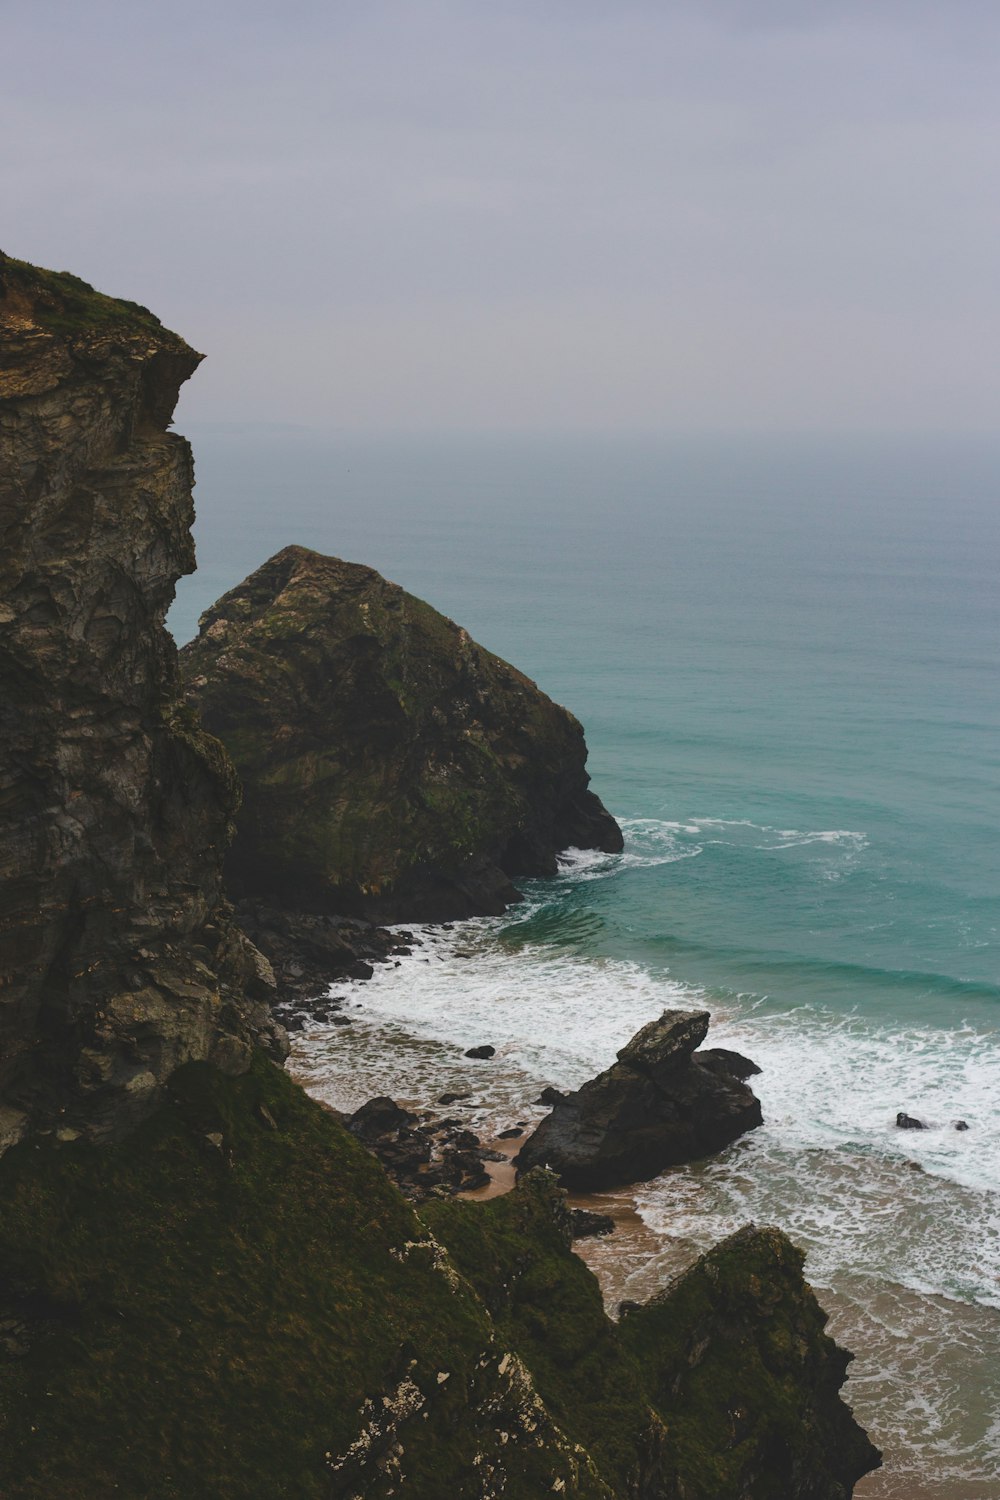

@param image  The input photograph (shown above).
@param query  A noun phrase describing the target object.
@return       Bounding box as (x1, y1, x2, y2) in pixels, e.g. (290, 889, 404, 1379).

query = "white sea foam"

(555, 818, 706, 882)
(291, 821, 1000, 1489)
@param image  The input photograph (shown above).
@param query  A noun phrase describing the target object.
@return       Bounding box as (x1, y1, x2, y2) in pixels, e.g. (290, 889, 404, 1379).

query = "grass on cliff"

(0, 1059, 506, 1499)
(0, 1057, 873, 1500)
(424, 1186, 651, 1495)
(2, 254, 167, 337)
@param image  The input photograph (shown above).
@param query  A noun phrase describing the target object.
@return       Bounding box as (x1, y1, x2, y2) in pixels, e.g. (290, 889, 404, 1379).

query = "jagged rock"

(954, 1119, 970, 1131)
(896, 1111, 926, 1130)
(232, 900, 411, 1006)
(536, 1085, 566, 1106)
(619, 1223, 882, 1497)
(515, 1010, 762, 1190)
(697, 1046, 762, 1080)
(569, 1207, 616, 1239)
(179, 545, 623, 922)
(464, 1044, 496, 1060)
(346, 1096, 495, 1198)
(346, 1096, 418, 1140)
(0, 254, 285, 1145)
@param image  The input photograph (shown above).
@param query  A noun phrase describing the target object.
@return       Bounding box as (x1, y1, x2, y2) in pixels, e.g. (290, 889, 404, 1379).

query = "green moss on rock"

(0, 253, 167, 338)
(180, 546, 623, 921)
(618, 1227, 882, 1499)
(0, 1062, 598, 1499)
(0, 1063, 879, 1498)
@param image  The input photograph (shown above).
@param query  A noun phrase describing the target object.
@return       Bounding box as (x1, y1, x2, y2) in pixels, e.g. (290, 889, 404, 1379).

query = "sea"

(170, 426, 1000, 1499)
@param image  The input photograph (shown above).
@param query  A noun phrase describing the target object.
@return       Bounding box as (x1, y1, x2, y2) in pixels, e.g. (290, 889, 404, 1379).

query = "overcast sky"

(6, 1, 999, 432)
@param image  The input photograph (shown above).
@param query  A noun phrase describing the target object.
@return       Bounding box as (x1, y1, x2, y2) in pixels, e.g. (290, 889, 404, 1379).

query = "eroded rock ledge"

(0, 253, 284, 1145)
(180, 544, 623, 924)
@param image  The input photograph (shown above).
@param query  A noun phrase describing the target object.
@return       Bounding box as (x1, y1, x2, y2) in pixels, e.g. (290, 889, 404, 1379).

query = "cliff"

(180, 545, 623, 922)
(0, 257, 879, 1497)
(0, 253, 284, 1147)
(0, 1057, 879, 1499)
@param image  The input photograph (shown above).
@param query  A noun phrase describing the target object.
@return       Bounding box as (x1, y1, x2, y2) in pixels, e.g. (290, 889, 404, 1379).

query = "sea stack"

(516, 1009, 763, 1189)
(181, 545, 623, 922)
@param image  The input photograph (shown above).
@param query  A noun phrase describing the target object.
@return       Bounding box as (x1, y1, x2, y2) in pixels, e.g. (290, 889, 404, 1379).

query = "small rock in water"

(569, 1208, 616, 1240)
(497, 1127, 523, 1140)
(896, 1111, 926, 1130)
(331, 1015, 353, 1026)
(438, 1091, 472, 1106)
(954, 1119, 970, 1131)
(536, 1086, 565, 1107)
(465, 1045, 496, 1060)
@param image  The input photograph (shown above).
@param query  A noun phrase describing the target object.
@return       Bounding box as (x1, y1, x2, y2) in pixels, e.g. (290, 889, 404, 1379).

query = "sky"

(5, 1, 1000, 433)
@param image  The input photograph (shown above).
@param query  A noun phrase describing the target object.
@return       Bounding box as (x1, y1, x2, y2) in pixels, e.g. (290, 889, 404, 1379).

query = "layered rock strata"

(180, 545, 623, 922)
(0, 254, 284, 1145)
(516, 1009, 762, 1189)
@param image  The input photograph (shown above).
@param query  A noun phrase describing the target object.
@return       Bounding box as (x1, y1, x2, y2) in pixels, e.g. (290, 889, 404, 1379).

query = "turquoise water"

(172, 429, 1000, 1494)
(171, 428, 1000, 1025)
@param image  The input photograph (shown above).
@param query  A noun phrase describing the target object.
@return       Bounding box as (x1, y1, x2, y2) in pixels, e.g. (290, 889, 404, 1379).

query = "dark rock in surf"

(569, 1208, 616, 1240)
(536, 1086, 566, 1106)
(515, 1010, 762, 1191)
(954, 1120, 970, 1131)
(465, 1044, 496, 1060)
(234, 899, 406, 1007)
(896, 1112, 926, 1130)
(698, 1047, 762, 1081)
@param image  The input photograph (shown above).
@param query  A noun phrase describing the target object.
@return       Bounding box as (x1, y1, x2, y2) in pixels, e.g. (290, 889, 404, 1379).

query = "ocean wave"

(550, 817, 870, 891)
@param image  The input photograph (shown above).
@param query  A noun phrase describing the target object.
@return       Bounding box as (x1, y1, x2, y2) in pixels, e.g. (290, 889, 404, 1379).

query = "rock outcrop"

(0, 257, 879, 1498)
(0, 1061, 879, 1498)
(516, 1010, 762, 1189)
(618, 1223, 882, 1498)
(0, 254, 284, 1146)
(180, 545, 623, 922)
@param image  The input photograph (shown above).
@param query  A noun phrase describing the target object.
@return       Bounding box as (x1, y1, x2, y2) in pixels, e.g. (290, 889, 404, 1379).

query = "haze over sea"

(171, 429, 1000, 1499)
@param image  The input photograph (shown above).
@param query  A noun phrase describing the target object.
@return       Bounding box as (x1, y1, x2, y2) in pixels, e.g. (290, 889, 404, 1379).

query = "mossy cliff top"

(0, 1058, 879, 1498)
(0, 252, 200, 411)
(181, 545, 623, 921)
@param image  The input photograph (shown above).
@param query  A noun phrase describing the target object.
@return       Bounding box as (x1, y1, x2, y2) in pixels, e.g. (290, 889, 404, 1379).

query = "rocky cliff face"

(0, 258, 880, 1498)
(0, 254, 283, 1147)
(180, 544, 623, 921)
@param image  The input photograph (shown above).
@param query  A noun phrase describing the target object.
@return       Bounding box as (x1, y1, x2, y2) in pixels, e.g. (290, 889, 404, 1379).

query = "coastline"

(288, 915, 1000, 1500)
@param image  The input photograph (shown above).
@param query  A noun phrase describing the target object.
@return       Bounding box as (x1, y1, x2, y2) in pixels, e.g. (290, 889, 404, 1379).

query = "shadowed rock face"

(619, 1223, 882, 1499)
(0, 253, 285, 1147)
(180, 545, 623, 921)
(515, 1009, 762, 1190)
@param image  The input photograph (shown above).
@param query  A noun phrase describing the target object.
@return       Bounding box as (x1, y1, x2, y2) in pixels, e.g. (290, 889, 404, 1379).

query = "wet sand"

(460, 1150, 993, 1500)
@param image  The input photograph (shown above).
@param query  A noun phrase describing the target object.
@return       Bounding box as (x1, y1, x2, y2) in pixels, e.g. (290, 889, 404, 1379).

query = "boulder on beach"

(515, 1010, 762, 1191)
